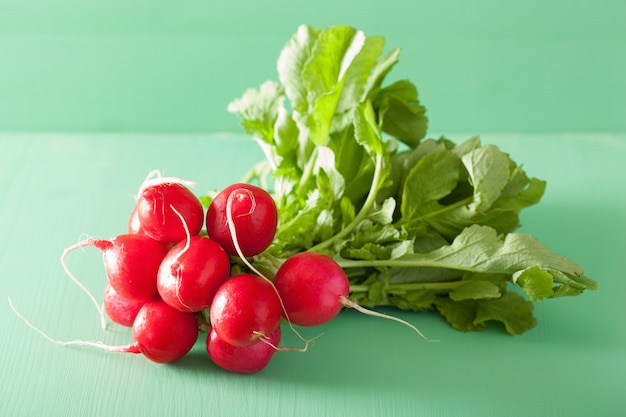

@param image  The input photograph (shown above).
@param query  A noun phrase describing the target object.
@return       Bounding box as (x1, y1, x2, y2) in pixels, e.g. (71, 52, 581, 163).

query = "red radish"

(128, 300, 199, 363)
(62, 234, 167, 303)
(210, 273, 282, 347)
(103, 282, 148, 327)
(206, 183, 277, 257)
(274, 252, 437, 341)
(8, 298, 198, 364)
(206, 326, 281, 374)
(157, 236, 230, 312)
(273, 252, 350, 327)
(135, 182, 204, 243)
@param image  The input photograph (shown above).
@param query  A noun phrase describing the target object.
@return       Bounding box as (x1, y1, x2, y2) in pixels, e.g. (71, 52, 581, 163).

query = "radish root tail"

(341, 296, 439, 343)
(7, 296, 137, 353)
(169, 204, 194, 312)
(253, 330, 323, 353)
(60, 239, 108, 330)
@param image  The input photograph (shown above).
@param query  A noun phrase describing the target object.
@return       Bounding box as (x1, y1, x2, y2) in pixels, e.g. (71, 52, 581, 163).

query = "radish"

(157, 235, 230, 312)
(8, 298, 198, 364)
(209, 273, 282, 347)
(62, 234, 167, 303)
(135, 181, 204, 243)
(103, 282, 148, 327)
(274, 252, 437, 341)
(61, 234, 168, 330)
(206, 183, 277, 257)
(128, 300, 199, 363)
(273, 252, 350, 327)
(206, 326, 281, 374)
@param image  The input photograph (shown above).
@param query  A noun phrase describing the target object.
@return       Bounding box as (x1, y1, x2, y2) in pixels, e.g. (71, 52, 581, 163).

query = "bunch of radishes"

(61, 173, 356, 374)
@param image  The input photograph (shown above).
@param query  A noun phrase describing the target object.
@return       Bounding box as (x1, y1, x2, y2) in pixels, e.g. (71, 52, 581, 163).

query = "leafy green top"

(226, 24, 597, 335)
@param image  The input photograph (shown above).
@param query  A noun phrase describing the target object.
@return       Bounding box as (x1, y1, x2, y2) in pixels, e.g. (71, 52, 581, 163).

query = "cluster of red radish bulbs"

(59, 173, 357, 374)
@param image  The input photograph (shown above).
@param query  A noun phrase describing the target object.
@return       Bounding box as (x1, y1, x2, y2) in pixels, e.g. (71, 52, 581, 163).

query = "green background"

(1, 0, 625, 133)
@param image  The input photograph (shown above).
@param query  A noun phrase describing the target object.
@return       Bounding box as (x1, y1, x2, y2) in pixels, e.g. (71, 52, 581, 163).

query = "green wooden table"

(1, 132, 624, 417)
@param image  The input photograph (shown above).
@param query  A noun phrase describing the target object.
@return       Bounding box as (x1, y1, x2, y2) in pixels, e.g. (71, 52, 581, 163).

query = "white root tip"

(341, 296, 439, 343)
(7, 297, 131, 353)
(253, 330, 323, 353)
(60, 239, 108, 330)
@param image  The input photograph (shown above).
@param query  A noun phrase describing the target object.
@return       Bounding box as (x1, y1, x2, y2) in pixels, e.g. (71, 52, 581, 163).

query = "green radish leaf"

(227, 24, 597, 336)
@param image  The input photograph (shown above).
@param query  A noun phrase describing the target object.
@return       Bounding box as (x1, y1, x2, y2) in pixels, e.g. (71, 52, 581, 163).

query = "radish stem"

(308, 153, 384, 253)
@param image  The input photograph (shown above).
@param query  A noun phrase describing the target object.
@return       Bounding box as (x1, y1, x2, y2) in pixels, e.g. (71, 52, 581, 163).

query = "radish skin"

(61, 233, 168, 328)
(131, 300, 199, 363)
(207, 326, 281, 374)
(157, 236, 230, 312)
(210, 274, 282, 347)
(136, 182, 204, 243)
(273, 252, 350, 327)
(206, 183, 277, 257)
(103, 282, 148, 327)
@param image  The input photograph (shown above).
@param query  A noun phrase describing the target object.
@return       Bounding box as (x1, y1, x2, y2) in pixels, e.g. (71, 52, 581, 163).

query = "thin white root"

(225, 189, 319, 350)
(253, 330, 323, 353)
(135, 173, 197, 200)
(60, 240, 107, 330)
(7, 297, 131, 353)
(341, 297, 439, 343)
(169, 204, 194, 312)
(128, 170, 162, 201)
(225, 189, 266, 279)
(141, 169, 164, 187)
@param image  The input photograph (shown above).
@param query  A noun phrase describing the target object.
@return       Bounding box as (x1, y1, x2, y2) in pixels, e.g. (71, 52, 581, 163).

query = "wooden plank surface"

(1, 133, 624, 417)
